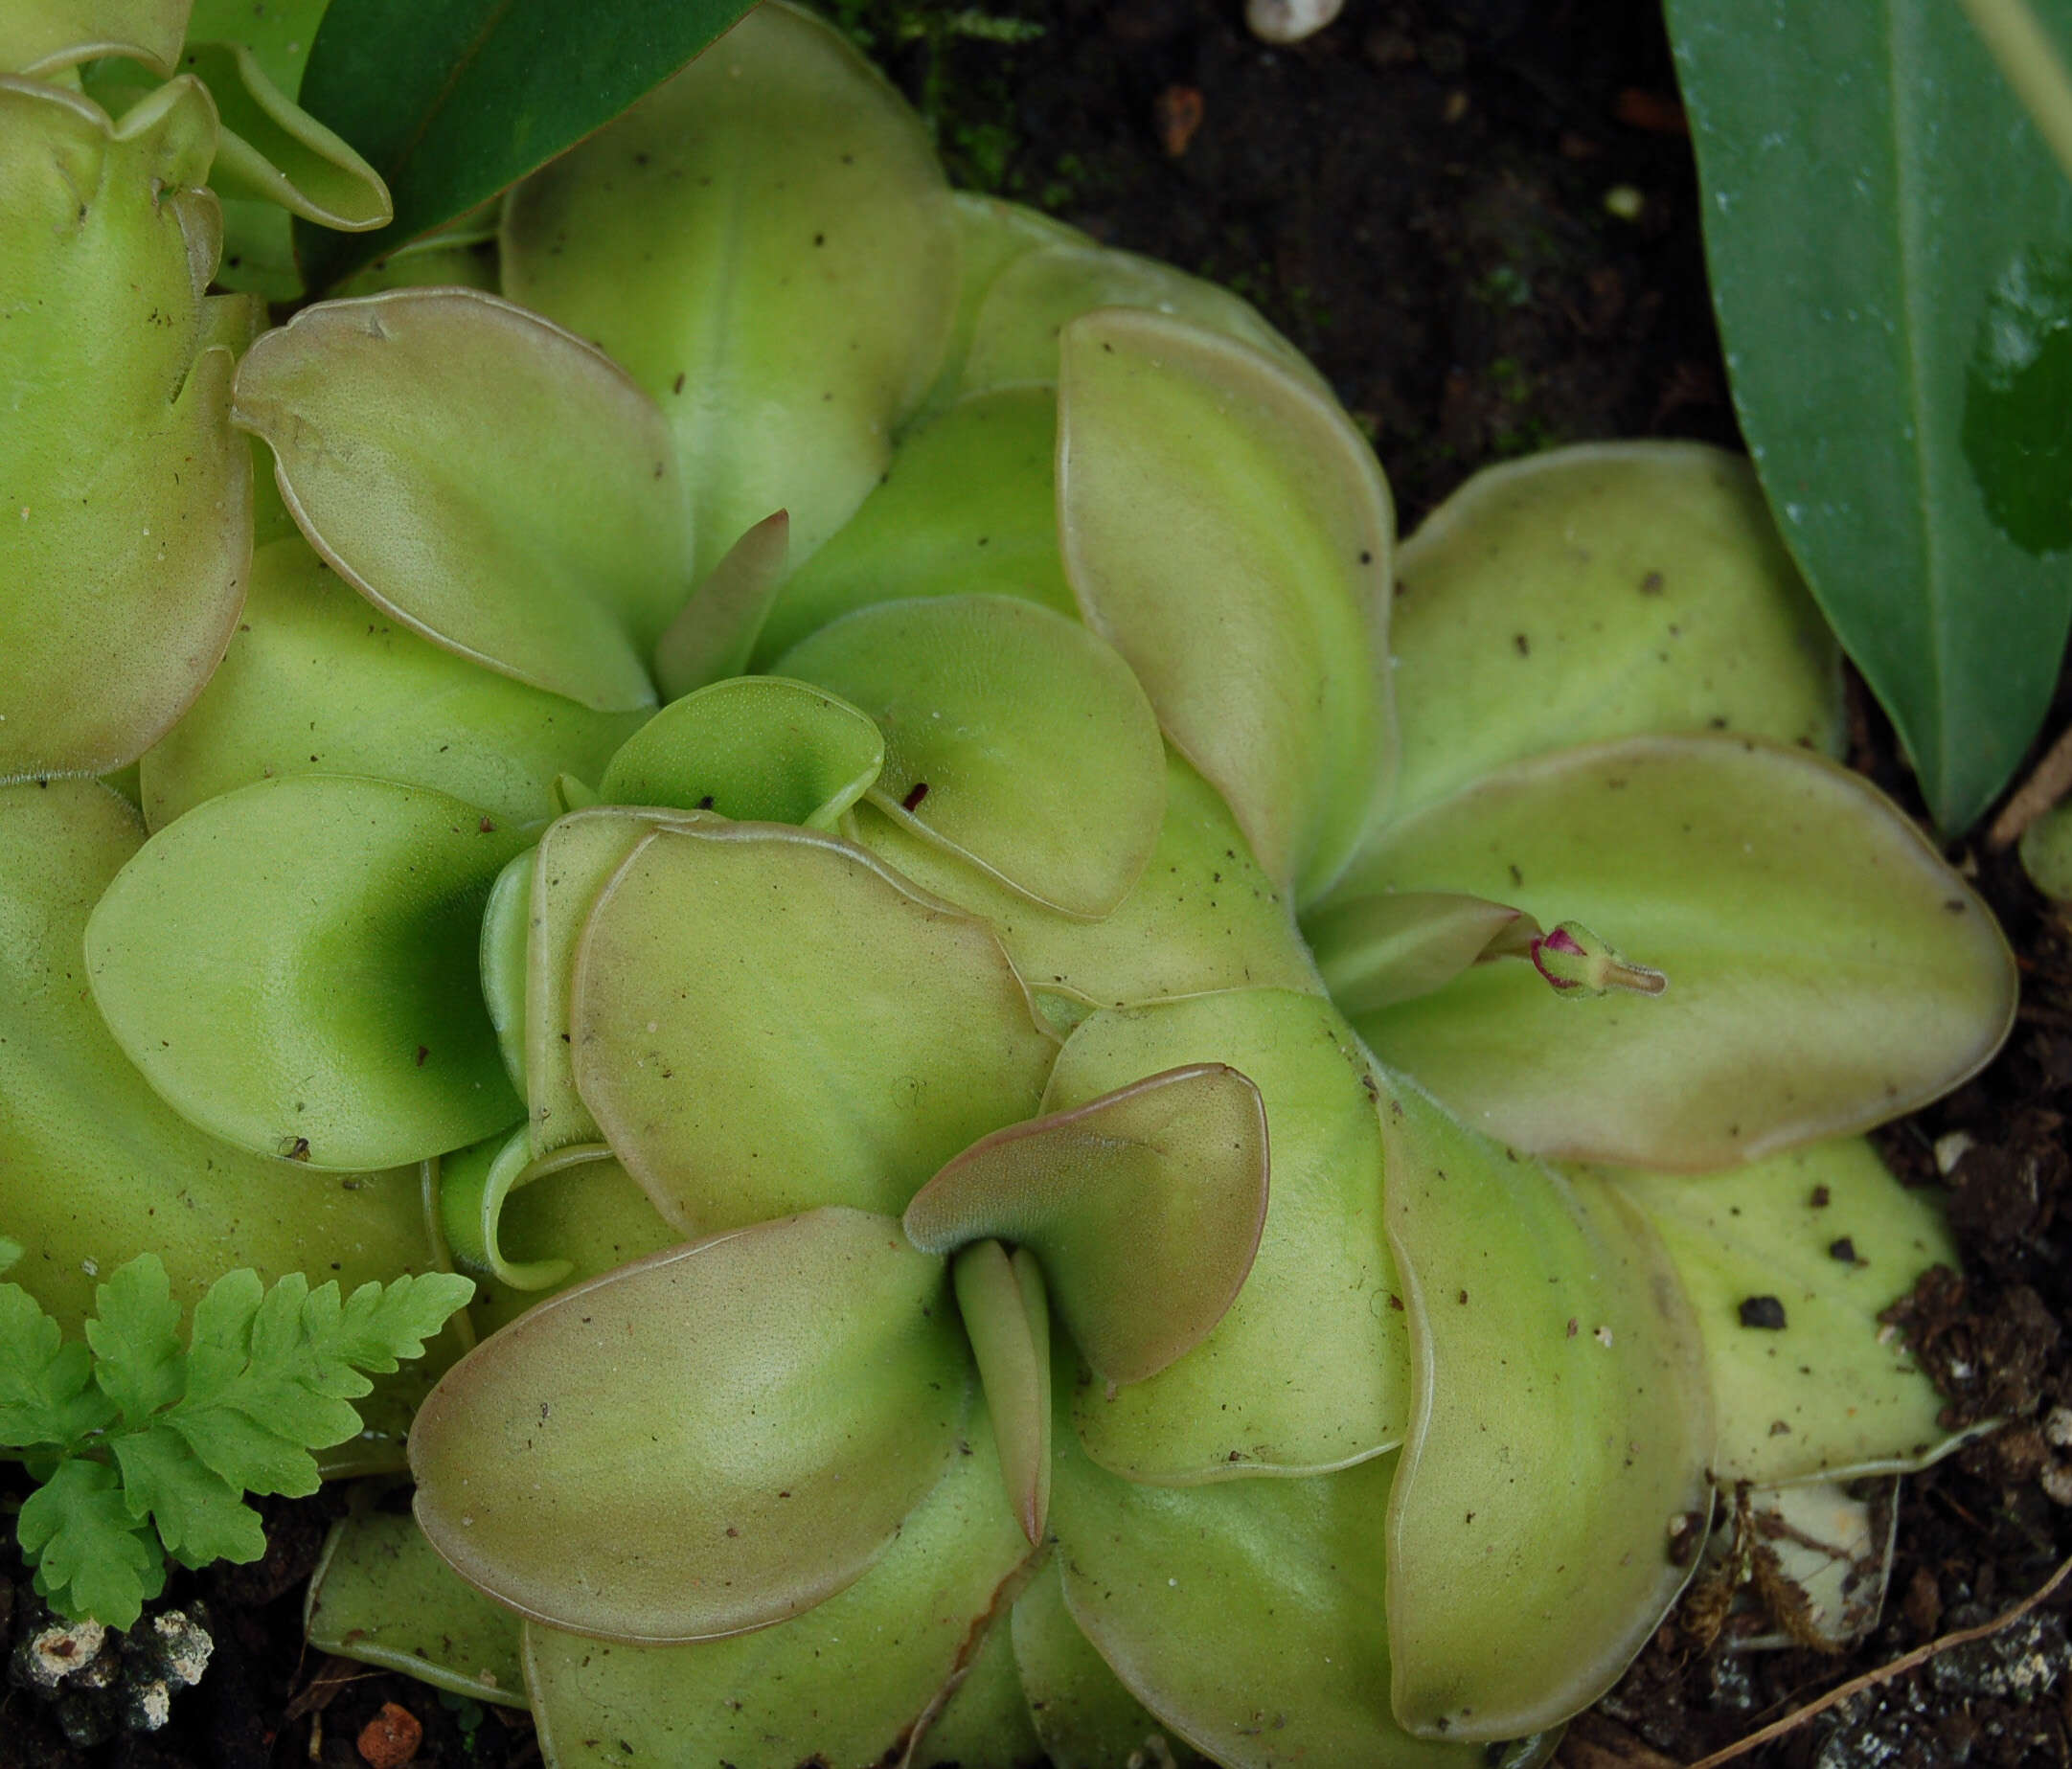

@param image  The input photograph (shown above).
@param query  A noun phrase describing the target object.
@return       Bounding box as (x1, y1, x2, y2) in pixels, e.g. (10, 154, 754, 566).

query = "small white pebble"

(1245, 0, 1343, 43)
(1934, 1130, 1974, 1175)
(25, 1620, 106, 1691)
(2043, 1462, 2072, 1507)
(2046, 1406, 2072, 1449)
(1604, 185, 1645, 222)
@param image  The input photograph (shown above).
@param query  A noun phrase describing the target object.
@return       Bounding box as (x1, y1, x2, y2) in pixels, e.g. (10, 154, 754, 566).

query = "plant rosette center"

(1, 5, 2016, 1765)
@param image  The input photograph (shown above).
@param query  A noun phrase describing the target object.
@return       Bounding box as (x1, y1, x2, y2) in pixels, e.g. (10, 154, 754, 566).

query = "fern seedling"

(0, 1255, 473, 1629)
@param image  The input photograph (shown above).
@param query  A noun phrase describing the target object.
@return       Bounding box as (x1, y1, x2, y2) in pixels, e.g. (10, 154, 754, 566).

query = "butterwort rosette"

(2, 4, 2017, 1763)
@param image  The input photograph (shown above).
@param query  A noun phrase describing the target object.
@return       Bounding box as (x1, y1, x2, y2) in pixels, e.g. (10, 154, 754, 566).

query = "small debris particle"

(1613, 88, 1688, 133)
(1153, 85, 1204, 157)
(2044, 1463, 2072, 1507)
(357, 1701, 422, 1768)
(1566, 1317, 1579, 1338)
(478, 817, 496, 833)
(901, 781, 930, 811)
(1640, 570, 1665, 595)
(2045, 1406, 2072, 1449)
(1934, 1129, 1974, 1175)
(1593, 1325, 1614, 1348)
(1514, 632, 1531, 656)
(1443, 88, 1469, 124)
(1457, 1289, 1469, 1304)
(672, 372, 686, 395)
(1667, 1510, 1703, 1567)
(1604, 184, 1646, 222)
(1768, 1418, 1791, 1436)
(1810, 1184, 1832, 1208)
(415, 1045, 428, 1067)
(1738, 1295, 1787, 1329)
(1828, 1236, 1858, 1263)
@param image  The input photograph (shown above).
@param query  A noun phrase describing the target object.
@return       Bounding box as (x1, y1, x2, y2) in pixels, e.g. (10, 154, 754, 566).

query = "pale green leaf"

(1607, 1137, 1962, 1484)
(1378, 1080, 1712, 1739)
(142, 534, 646, 831)
(0, 1285, 113, 1451)
(1384, 442, 1841, 821)
(234, 288, 690, 712)
(0, 780, 443, 1343)
(908, 1065, 1267, 1389)
(0, 76, 249, 780)
(952, 1241, 1053, 1544)
(110, 1424, 266, 1567)
(411, 1209, 968, 1642)
(571, 821, 1057, 1234)
(778, 594, 1167, 917)
(85, 1255, 184, 1427)
(501, 0, 958, 578)
(1338, 736, 2017, 1170)
(307, 1509, 528, 1706)
(523, 1396, 1033, 1766)
(755, 387, 1078, 666)
(0, 0, 189, 75)
(85, 773, 527, 1169)
(1059, 308, 1394, 904)
(597, 675, 884, 830)
(1045, 989, 1409, 1480)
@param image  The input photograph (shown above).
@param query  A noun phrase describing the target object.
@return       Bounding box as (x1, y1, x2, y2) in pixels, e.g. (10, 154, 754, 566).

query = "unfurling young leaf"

(1, 1256, 473, 1628)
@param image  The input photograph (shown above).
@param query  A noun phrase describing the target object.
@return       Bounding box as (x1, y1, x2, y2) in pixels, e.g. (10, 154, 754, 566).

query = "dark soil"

(8, 2, 2072, 1765)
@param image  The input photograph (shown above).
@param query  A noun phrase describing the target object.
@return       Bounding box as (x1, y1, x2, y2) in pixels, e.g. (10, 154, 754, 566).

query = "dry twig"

(1683, 1552, 2072, 1769)
(1988, 723, 2072, 849)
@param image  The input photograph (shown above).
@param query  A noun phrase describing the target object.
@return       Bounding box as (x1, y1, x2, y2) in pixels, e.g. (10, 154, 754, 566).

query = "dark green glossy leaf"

(291, 0, 758, 289)
(1669, 0, 2072, 829)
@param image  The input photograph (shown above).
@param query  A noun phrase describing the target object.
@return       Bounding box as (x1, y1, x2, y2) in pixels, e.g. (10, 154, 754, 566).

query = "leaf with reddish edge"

(1332, 735, 2017, 1171)
(1378, 1077, 1713, 1740)
(410, 1208, 968, 1644)
(906, 1065, 1268, 1389)
(951, 1241, 1053, 1545)
(1047, 1403, 1478, 1769)
(1045, 990, 1409, 1481)
(521, 1395, 1033, 1769)
(571, 821, 1058, 1235)
(1058, 307, 1395, 906)
(234, 288, 690, 713)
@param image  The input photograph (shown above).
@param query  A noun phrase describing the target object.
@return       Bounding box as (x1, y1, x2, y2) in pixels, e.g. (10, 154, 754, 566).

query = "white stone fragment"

(1245, 0, 1344, 45)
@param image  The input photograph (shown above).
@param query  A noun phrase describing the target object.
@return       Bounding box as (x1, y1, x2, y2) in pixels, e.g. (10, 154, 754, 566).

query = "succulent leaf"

(1045, 990, 1410, 1480)
(232, 288, 690, 713)
(0, 0, 188, 77)
(1, 74, 249, 782)
(907, 1065, 1269, 1389)
(522, 807, 703, 1157)
(570, 821, 1058, 1233)
(953, 1241, 1055, 1545)
(597, 675, 884, 830)
(438, 1127, 574, 1295)
(83, 773, 527, 1168)
(850, 750, 1319, 1011)
(306, 1508, 527, 1706)
(411, 1209, 970, 1644)
(1338, 735, 2017, 1169)
(1059, 307, 1396, 905)
(0, 780, 442, 1349)
(1304, 890, 1540, 1014)
(1605, 1137, 1962, 1484)
(1384, 443, 1843, 821)
(922, 192, 1088, 414)
(178, 41, 390, 231)
(466, 1148, 677, 1341)
(1008, 1557, 1205, 1769)
(519, 1395, 1032, 1766)
(2021, 799, 2072, 901)
(479, 848, 530, 1093)
(139, 535, 646, 830)
(754, 388, 1078, 666)
(961, 241, 1324, 398)
(500, 0, 959, 579)
(1378, 1079, 1713, 1740)
(1048, 1418, 1476, 1769)
(910, 1593, 1050, 1766)
(651, 510, 791, 699)
(778, 595, 1168, 918)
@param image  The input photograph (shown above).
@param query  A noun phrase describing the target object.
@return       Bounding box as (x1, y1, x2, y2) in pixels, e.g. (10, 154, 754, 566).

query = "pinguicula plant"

(0, 2, 2022, 1763)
